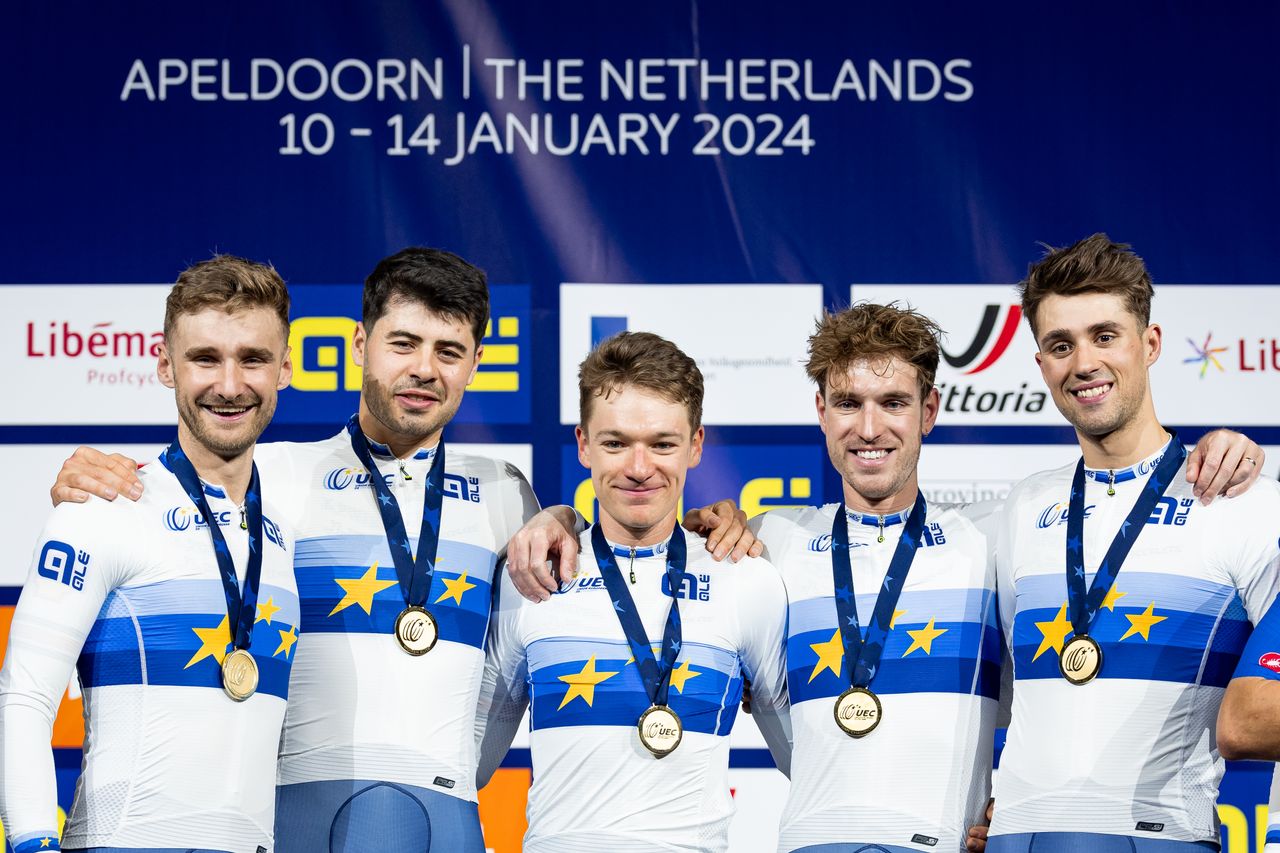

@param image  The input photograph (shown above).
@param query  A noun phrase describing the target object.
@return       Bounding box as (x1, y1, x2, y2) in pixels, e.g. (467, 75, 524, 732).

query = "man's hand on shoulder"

(682, 499, 763, 562)
(505, 505, 580, 603)
(51, 446, 143, 506)
(1185, 429, 1265, 503)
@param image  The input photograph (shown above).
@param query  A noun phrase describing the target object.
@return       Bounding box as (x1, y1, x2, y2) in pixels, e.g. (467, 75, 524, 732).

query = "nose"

(623, 445, 655, 482)
(408, 349, 439, 383)
(854, 405, 882, 443)
(1072, 340, 1103, 377)
(212, 360, 249, 399)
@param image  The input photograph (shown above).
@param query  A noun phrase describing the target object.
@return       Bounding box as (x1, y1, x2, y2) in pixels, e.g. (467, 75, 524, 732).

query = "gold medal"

(221, 648, 259, 701)
(834, 686, 881, 737)
(637, 704, 683, 758)
(394, 606, 438, 655)
(1060, 634, 1103, 684)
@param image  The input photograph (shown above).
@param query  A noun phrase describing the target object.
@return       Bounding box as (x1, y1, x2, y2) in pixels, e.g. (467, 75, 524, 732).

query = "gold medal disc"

(833, 686, 882, 737)
(1060, 634, 1103, 684)
(638, 704, 683, 758)
(395, 606, 439, 656)
(221, 648, 259, 701)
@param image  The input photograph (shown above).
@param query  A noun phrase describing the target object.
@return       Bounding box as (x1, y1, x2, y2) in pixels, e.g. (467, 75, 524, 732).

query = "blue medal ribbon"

(830, 492, 927, 688)
(160, 440, 263, 654)
(346, 415, 446, 611)
(1065, 435, 1185, 637)
(591, 523, 686, 708)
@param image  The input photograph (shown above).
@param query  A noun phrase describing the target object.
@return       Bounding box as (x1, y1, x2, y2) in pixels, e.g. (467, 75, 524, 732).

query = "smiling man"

(989, 235, 1280, 853)
(0, 256, 298, 853)
(750, 304, 1001, 853)
(476, 331, 790, 853)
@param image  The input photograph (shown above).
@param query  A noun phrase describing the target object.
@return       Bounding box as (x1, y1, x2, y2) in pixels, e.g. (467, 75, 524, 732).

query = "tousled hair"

(164, 255, 290, 341)
(363, 247, 489, 346)
(806, 302, 941, 399)
(578, 331, 704, 431)
(1019, 233, 1154, 337)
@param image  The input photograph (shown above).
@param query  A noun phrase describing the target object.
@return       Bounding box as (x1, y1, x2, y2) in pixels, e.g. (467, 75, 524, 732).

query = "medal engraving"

(395, 606, 438, 655)
(834, 686, 882, 737)
(221, 648, 259, 701)
(638, 704, 683, 757)
(1060, 634, 1103, 684)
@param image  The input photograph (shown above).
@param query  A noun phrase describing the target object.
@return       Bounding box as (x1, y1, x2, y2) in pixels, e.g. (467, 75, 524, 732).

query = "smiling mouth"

(201, 403, 254, 421)
(396, 391, 441, 409)
(852, 449, 890, 460)
(1072, 383, 1112, 400)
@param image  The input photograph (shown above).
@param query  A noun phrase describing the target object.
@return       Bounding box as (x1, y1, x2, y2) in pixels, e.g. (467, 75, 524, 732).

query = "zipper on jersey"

(399, 458, 413, 481)
(239, 506, 247, 530)
(1106, 469, 1116, 497)
(877, 515, 885, 543)
(628, 547, 637, 585)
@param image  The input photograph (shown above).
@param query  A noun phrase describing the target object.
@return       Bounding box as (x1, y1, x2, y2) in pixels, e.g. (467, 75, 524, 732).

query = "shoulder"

(446, 448, 529, 487)
(754, 503, 834, 539)
(1200, 476, 1280, 525)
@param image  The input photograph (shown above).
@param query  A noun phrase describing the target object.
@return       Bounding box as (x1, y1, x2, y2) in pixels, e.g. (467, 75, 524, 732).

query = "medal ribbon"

(346, 415, 446, 610)
(161, 440, 263, 653)
(1065, 435, 1185, 637)
(591, 524, 686, 709)
(831, 492, 927, 688)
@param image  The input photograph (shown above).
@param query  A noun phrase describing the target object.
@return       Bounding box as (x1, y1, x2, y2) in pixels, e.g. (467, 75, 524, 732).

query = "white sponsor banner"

(4, 285, 174, 425)
(852, 284, 1280, 427)
(1149, 286, 1280, 427)
(559, 284, 822, 425)
(851, 284, 1051, 426)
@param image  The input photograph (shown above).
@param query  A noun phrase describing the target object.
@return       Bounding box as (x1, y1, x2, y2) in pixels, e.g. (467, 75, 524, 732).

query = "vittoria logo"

(940, 304, 1022, 375)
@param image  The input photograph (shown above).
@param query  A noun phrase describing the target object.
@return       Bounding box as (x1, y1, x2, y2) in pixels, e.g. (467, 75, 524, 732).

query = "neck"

(357, 407, 440, 459)
(1077, 409, 1168, 469)
(842, 481, 918, 517)
(597, 510, 678, 549)
(176, 426, 254, 504)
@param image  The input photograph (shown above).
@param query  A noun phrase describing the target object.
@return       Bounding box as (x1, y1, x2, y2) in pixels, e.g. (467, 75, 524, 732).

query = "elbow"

(1217, 709, 1266, 761)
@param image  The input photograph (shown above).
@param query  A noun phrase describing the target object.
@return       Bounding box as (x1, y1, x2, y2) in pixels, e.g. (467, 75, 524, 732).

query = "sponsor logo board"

(559, 284, 822, 425)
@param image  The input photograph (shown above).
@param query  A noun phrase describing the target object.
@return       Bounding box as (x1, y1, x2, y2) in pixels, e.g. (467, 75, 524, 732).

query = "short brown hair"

(806, 302, 941, 399)
(1019, 233, 1154, 337)
(164, 255, 291, 341)
(578, 331, 704, 431)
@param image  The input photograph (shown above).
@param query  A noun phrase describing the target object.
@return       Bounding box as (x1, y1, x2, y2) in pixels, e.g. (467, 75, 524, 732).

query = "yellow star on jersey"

(39, 838, 52, 848)
(329, 563, 397, 617)
(557, 655, 620, 710)
(669, 659, 702, 694)
(902, 617, 948, 657)
(1120, 602, 1167, 641)
(808, 629, 844, 683)
(255, 596, 282, 624)
(184, 614, 231, 669)
(890, 608, 908, 629)
(1032, 602, 1073, 661)
(1101, 587, 1128, 612)
(434, 571, 477, 606)
(274, 624, 299, 658)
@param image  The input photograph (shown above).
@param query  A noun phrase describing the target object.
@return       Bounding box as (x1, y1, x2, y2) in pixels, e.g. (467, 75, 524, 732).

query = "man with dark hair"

(1, 256, 297, 853)
(476, 331, 790, 853)
(988, 234, 1280, 853)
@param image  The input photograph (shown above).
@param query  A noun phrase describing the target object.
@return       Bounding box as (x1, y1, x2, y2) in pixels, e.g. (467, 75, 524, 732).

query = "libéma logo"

(1184, 331, 1280, 377)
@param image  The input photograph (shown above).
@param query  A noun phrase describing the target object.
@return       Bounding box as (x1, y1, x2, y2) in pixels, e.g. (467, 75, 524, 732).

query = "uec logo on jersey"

(323, 466, 393, 491)
(164, 506, 234, 531)
(38, 540, 90, 590)
(1037, 502, 1095, 529)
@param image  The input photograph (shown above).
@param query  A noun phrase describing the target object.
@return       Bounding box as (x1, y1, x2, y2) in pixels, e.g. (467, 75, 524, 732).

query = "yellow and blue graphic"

(561, 443, 824, 523)
(279, 284, 531, 424)
(1011, 572, 1250, 685)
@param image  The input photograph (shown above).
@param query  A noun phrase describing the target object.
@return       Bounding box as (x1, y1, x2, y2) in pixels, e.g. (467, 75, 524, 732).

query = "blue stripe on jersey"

(12, 831, 61, 853)
(297, 559, 491, 649)
(78, 608, 296, 699)
(98, 579, 300, 624)
(1011, 571, 1250, 686)
(1233, 593, 1280, 681)
(1267, 830, 1280, 844)
(294, 534, 498, 572)
(526, 639, 743, 736)
(786, 588, 1000, 704)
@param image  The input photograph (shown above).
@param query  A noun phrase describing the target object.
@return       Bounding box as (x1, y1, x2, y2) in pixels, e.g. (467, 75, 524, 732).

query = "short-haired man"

(0, 256, 298, 852)
(476, 331, 790, 852)
(989, 235, 1280, 853)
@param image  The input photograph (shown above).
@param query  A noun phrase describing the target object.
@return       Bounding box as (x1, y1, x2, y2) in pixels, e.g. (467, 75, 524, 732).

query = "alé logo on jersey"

(323, 466, 482, 502)
(38, 540, 90, 590)
(935, 303, 1046, 416)
(807, 523, 947, 551)
(1036, 497, 1193, 529)
(557, 571, 713, 602)
(164, 507, 288, 548)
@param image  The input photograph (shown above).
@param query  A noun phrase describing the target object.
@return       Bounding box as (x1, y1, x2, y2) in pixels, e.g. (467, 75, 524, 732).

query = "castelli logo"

(1257, 652, 1280, 673)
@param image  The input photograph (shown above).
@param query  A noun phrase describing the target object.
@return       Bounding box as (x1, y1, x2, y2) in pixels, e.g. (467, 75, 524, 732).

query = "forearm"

(0, 699, 61, 850)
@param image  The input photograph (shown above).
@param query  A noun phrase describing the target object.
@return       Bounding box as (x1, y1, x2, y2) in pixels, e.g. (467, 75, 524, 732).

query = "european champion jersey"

(256, 430, 538, 828)
(0, 455, 298, 853)
(476, 526, 790, 853)
(992, 443, 1280, 844)
(1226, 582, 1280, 853)
(752, 502, 1000, 853)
